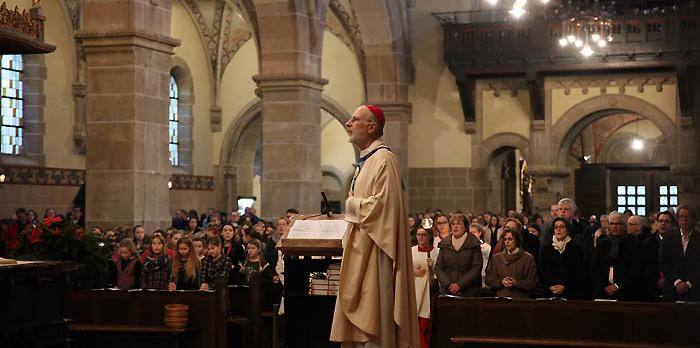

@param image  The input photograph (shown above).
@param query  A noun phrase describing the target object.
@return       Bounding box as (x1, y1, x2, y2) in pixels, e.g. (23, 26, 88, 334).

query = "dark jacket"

(434, 233, 483, 297)
(485, 249, 537, 298)
(636, 228, 661, 301)
(540, 242, 585, 299)
(591, 234, 641, 300)
(140, 255, 171, 290)
(659, 229, 700, 301)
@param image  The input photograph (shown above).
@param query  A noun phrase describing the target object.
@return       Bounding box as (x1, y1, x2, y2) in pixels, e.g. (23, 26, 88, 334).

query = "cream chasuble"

(330, 139, 420, 348)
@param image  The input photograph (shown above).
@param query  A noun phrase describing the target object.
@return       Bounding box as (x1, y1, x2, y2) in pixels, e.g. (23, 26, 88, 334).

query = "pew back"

(68, 288, 227, 348)
(431, 296, 700, 348)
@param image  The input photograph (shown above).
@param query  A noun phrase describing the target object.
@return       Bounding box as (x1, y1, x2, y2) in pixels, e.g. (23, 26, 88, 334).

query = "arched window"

(169, 75, 179, 166)
(1, 55, 23, 155)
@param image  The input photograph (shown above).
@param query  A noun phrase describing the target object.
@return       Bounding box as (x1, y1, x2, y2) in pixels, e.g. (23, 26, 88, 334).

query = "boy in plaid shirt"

(200, 236, 232, 291)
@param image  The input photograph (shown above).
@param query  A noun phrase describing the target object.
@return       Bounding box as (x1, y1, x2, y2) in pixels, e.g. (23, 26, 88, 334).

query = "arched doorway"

(482, 133, 530, 215)
(220, 99, 357, 216)
(553, 95, 677, 218)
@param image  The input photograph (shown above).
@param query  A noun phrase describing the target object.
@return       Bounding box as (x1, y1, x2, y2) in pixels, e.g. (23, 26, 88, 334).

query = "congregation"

(1, 199, 698, 347)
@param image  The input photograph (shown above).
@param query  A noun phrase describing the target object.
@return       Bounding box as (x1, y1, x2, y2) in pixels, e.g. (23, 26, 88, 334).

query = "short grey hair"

(607, 211, 627, 226)
(558, 198, 578, 213)
(630, 215, 647, 225)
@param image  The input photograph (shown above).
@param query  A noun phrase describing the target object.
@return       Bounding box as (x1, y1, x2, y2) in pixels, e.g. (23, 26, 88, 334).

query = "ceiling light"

(581, 45, 594, 57)
(486, 0, 498, 5)
(574, 39, 583, 48)
(567, 34, 576, 43)
(631, 138, 644, 150)
(509, 6, 526, 19)
(598, 39, 607, 48)
(559, 37, 569, 47)
(591, 33, 601, 42)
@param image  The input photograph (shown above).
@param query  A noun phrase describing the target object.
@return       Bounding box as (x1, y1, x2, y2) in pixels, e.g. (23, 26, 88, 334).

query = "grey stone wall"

(408, 167, 489, 214)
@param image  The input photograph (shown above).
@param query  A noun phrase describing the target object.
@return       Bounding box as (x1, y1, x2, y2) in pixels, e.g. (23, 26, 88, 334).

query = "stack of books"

(309, 263, 341, 295)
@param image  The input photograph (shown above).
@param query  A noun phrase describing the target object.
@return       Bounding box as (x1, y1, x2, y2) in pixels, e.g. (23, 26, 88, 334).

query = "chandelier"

(484, 0, 551, 19)
(485, 0, 615, 58)
(556, 1, 614, 58)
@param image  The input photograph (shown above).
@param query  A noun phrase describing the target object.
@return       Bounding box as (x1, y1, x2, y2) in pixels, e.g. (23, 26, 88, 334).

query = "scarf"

(503, 248, 521, 264)
(143, 255, 168, 272)
(552, 235, 572, 254)
(608, 235, 625, 262)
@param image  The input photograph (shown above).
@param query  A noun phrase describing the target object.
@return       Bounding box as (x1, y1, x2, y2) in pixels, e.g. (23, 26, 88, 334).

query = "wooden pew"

(67, 283, 227, 348)
(431, 296, 700, 348)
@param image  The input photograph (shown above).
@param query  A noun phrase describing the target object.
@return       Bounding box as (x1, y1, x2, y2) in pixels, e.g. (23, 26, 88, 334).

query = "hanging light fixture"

(556, 1, 614, 58)
(483, 0, 615, 58)
(485, 0, 552, 19)
(631, 118, 644, 151)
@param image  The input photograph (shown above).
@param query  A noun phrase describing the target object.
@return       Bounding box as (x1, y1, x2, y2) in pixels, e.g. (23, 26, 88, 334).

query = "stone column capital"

(72, 82, 87, 97)
(75, 31, 180, 54)
(253, 73, 328, 92)
(368, 102, 412, 123)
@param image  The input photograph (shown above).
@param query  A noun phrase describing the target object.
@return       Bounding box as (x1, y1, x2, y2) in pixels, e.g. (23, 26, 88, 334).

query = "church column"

(77, 0, 179, 231)
(253, 0, 329, 218)
(673, 66, 700, 212)
(376, 103, 411, 183)
(528, 166, 570, 218)
(365, 47, 412, 185)
(253, 74, 327, 217)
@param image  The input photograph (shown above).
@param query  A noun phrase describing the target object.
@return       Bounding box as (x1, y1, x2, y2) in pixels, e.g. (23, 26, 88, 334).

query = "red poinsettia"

(43, 216, 62, 227)
(28, 228, 42, 244)
(75, 228, 86, 241)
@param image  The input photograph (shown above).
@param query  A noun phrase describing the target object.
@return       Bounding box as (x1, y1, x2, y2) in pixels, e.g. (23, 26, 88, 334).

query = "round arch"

(552, 94, 677, 168)
(220, 96, 357, 168)
(481, 132, 530, 167)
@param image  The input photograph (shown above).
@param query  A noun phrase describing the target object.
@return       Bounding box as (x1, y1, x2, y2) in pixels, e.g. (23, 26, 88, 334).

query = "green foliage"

(11, 217, 114, 276)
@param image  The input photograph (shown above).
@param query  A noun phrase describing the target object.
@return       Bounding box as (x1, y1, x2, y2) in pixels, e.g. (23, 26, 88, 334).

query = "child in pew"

(192, 236, 206, 261)
(111, 238, 142, 290)
(140, 233, 171, 290)
(200, 237, 232, 291)
(168, 237, 201, 291)
(237, 238, 277, 285)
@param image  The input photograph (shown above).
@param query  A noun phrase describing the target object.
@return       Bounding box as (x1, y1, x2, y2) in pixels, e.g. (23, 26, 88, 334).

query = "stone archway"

(482, 133, 530, 214)
(551, 94, 677, 168)
(219, 96, 357, 213)
(481, 132, 529, 167)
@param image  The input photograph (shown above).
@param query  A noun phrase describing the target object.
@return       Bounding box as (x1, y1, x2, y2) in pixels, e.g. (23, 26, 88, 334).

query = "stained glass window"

(1, 55, 23, 155)
(169, 75, 179, 166)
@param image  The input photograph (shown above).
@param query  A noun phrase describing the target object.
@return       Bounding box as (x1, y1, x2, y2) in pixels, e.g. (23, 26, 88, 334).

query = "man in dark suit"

(591, 212, 641, 300)
(659, 205, 700, 302)
(629, 215, 660, 301)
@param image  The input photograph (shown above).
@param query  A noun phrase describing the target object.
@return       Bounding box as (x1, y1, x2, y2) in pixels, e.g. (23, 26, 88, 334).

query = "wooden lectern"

(277, 214, 346, 348)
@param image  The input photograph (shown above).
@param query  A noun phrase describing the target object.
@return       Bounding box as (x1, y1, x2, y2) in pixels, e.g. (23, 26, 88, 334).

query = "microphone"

(321, 192, 331, 217)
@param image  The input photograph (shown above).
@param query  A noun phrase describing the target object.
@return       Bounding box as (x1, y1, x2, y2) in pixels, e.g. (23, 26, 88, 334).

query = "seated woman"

(485, 229, 537, 298)
(168, 237, 201, 291)
(540, 217, 585, 299)
(434, 214, 483, 297)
